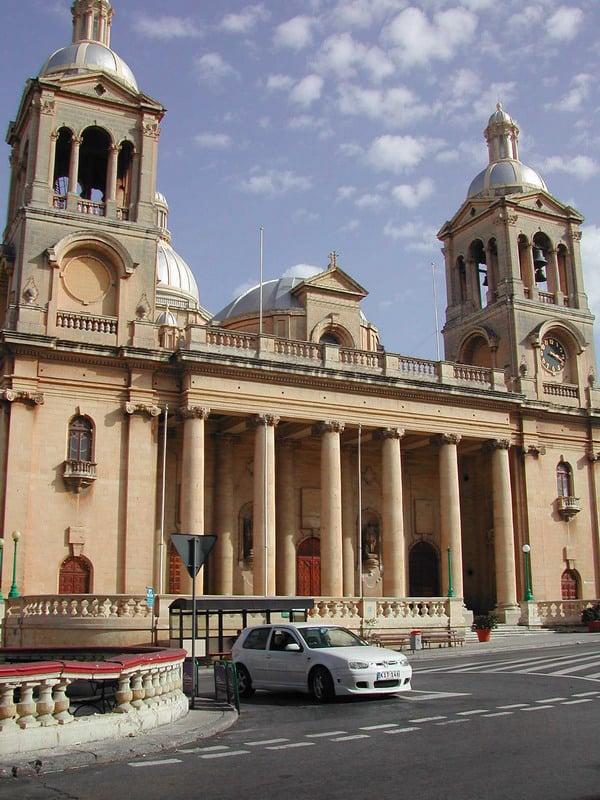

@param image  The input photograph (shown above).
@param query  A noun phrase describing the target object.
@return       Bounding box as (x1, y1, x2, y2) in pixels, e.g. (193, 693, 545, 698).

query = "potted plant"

(471, 613, 499, 642)
(581, 603, 600, 632)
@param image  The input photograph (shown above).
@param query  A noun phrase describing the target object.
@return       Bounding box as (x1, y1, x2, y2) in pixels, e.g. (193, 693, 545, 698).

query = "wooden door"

(296, 537, 320, 596)
(59, 556, 91, 594)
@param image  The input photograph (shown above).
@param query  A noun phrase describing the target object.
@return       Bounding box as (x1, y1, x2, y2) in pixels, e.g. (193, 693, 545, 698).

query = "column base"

(493, 604, 521, 625)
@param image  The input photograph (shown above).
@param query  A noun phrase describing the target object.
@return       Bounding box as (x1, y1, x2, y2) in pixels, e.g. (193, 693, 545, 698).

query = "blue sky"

(1, 0, 599, 360)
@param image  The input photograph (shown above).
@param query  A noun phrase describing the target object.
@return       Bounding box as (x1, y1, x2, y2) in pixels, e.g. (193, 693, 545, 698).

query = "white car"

(231, 622, 412, 703)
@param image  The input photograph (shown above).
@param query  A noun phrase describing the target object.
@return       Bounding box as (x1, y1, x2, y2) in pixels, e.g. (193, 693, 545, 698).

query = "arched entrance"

(561, 568, 580, 600)
(409, 541, 439, 597)
(296, 537, 320, 596)
(58, 555, 92, 594)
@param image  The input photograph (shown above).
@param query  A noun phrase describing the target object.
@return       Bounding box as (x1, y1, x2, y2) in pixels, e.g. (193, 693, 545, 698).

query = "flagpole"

(431, 262, 441, 361)
(259, 227, 264, 336)
(158, 404, 168, 595)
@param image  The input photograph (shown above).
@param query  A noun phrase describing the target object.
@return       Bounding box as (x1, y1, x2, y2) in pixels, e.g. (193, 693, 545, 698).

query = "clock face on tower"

(541, 336, 567, 374)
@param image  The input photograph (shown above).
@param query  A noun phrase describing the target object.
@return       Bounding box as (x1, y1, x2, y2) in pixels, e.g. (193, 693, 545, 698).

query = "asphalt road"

(4, 642, 600, 800)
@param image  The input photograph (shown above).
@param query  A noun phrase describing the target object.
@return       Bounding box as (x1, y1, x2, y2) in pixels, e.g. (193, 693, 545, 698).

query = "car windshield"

(298, 626, 366, 649)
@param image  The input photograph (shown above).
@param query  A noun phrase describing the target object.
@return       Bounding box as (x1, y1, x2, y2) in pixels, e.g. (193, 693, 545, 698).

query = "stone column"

(485, 439, 520, 622)
(341, 444, 357, 596)
(179, 406, 210, 595)
(276, 439, 298, 595)
(315, 421, 344, 597)
(379, 427, 405, 597)
(123, 402, 161, 594)
(212, 433, 238, 595)
(432, 433, 464, 598)
(105, 144, 119, 215)
(67, 135, 81, 198)
(249, 414, 279, 595)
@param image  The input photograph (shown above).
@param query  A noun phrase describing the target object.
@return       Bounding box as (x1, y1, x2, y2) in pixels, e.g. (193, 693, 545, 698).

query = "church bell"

(533, 248, 547, 282)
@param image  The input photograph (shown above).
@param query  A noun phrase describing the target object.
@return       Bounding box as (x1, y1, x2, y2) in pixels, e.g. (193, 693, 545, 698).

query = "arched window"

(409, 541, 440, 597)
(561, 568, 580, 600)
(239, 503, 253, 564)
(556, 461, 573, 498)
(53, 127, 73, 204)
(78, 126, 111, 203)
(319, 332, 340, 345)
(68, 416, 94, 462)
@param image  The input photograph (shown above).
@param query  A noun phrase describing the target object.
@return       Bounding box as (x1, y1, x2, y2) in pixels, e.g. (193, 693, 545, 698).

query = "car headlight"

(348, 660, 370, 670)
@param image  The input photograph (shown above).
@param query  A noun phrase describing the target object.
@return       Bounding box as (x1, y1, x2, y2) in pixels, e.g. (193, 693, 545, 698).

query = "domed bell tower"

(438, 105, 597, 407)
(1, 0, 166, 347)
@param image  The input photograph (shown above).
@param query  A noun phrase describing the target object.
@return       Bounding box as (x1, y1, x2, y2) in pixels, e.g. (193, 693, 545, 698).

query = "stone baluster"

(52, 679, 74, 725)
(114, 673, 134, 713)
(17, 682, 41, 729)
(130, 672, 145, 710)
(0, 683, 18, 730)
(36, 679, 58, 726)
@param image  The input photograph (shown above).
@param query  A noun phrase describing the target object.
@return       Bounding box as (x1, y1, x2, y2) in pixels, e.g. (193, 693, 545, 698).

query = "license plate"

(377, 670, 402, 680)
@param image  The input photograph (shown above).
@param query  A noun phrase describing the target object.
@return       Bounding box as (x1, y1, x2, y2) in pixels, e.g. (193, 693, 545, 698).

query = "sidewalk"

(2, 628, 598, 778)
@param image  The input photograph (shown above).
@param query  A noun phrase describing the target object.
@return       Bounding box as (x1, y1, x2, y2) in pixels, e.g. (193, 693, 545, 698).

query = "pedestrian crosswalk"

(415, 650, 600, 681)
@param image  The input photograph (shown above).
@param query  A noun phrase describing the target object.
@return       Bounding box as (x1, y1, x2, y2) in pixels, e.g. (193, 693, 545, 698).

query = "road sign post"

(170, 534, 217, 707)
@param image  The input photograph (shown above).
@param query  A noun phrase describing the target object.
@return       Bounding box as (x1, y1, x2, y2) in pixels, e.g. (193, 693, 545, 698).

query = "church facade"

(1, 0, 599, 645)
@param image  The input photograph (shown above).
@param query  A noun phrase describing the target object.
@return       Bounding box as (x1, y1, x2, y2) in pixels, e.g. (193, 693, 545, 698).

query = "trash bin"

(410, 630, 422, 650)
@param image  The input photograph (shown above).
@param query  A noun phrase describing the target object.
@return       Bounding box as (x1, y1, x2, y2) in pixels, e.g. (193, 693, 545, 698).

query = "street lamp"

(8, 530, 21, 599)
(447, 547, 455, 598)
(0, 538, 4, 601)
(522, 544, 533, 601)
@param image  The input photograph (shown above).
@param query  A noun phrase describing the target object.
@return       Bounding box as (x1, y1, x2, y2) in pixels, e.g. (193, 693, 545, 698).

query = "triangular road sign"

(170, 534, 217, 578)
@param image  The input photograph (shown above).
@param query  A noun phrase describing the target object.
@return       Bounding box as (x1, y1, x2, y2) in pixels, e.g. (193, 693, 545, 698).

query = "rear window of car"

(243, 627, 270, 650)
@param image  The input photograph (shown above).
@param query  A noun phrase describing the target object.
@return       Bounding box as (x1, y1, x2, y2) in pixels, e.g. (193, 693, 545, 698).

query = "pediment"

(293, 266, 368, 301)
(41, 72, 162, 111)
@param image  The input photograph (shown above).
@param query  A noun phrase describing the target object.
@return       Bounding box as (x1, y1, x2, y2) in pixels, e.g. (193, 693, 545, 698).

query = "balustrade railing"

(0, 648, 186, 738)
(543, 383, 579, 399)
(56, 311, 118, 335)
(453, 364, 492, 384)
(339, 348, 383, 368)
(7, 595, 153, 620)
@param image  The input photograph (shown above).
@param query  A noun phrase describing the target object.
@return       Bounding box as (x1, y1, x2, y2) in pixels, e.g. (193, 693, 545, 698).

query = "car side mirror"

(284, 643, 301, 652)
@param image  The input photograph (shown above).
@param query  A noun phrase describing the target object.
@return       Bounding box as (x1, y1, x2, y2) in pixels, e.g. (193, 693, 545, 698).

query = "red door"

(296, 537, 321, 596)
(59, 556, 91, 594)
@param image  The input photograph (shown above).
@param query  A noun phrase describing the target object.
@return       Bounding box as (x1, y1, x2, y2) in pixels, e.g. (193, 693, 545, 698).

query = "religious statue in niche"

(361, 515, 380, 574)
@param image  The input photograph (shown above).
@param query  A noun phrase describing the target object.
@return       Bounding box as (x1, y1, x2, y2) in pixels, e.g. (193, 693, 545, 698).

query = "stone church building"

(1, 0, 599, 645)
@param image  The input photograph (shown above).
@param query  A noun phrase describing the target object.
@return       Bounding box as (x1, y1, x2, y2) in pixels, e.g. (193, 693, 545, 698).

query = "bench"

(422, 629, 464, 648)
(369, 632, 412, 651)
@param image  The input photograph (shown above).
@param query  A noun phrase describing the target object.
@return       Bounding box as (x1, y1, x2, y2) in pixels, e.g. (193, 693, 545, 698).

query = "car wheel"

(235, 664, 255, 698)
(309, 666, 335, 703)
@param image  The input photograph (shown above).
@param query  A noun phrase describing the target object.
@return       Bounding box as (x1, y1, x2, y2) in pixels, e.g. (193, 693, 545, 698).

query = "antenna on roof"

(259, 227, 264, 336)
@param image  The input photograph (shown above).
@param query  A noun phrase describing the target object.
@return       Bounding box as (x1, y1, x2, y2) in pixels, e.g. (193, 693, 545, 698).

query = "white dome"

(39, 42, 138, 92)
(156, 241, 200, 309)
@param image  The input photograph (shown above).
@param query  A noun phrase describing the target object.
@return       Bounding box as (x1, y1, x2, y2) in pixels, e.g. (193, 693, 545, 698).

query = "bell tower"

(438, 105, 596, 406)
(1, 0, 166, 346)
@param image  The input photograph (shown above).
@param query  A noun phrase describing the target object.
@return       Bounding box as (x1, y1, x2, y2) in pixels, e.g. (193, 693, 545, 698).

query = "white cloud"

(539, 155, 599, 180)
(337, 186, 357, 201)
(194, 133, 232, 148)
(274, 16, 316, 50)
(194, 53, 239, 86)
(135, 15, 203, 39)
(240, 168, 312, 195)
(219, 5, 270, 34)
(546, 6, 584, 42)
(366, 135, 430, 173)
(581, 224, 600, 316)
(547, 73, 593, 113)
(312, 33, 395, 83)
(266, 74, 294, 91)
(290, 75, 324, 107)
(392, 178, 435, 208)
(355, 193, 384, 208)
(329, 0, 404, 29)
(383, 7, 478, 69)
(337, 85, 429, 128)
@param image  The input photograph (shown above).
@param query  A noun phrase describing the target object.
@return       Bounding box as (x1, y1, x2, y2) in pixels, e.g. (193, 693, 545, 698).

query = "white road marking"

(561, 698, 595, 705)
(245, 738, 289, 746)
(200, 750, 250, 759)
(497, 703, 528, 709)
(521, 705, 553, 711)
(359, 723, 398, 730)
(435, 719, 468, 726)
(384, 726, 420, 734)
(409, 716, 447, 723)
(457, 709, 487, 716)
(483, 712, 513, 718)
(267, 742, 315, 750)
(305, 730, 347, 737)
(129, 759, 182, 767)
(331, 734, 371, 742)
(573, 691, 600, 696)
(536, 697, 566, 703)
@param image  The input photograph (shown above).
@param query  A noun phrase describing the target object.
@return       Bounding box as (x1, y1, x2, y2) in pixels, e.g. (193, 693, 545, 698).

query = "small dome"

(39, 42, 138, 92)
(468, 160, 547, 198)
(212, 265, 322, 323)
(156, 309, 178, 327)
(156, 241, 200, 309)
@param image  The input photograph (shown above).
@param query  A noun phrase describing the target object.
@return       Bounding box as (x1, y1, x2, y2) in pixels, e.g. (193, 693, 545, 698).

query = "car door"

(238, 626, 271, 686)
(265, 626, 307, 690)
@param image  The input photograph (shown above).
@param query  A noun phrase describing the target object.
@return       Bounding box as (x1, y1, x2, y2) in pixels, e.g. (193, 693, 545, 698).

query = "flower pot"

(587, 620, 600, 632)
(476, 629, 491, 642)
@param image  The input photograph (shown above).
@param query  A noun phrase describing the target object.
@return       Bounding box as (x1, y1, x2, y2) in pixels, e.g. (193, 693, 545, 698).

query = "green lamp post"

(447, 547, 455, 598)
(0, 537, 4, 601)
(8, 530, 21, 599)
(522, 544, 533, 601)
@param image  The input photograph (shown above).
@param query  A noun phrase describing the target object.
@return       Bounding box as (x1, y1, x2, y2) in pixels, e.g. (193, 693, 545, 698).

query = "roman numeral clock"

(541, 336, 567, 375)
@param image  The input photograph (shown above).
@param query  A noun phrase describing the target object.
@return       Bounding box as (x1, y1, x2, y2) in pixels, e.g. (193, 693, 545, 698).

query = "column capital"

(247, 413, 280, 429)
(313, 420, 345, 435)
(374, 426, 405, 441)
(483, 438, 511, 453)
(179, 405, 210, 420)
(430, 432, 461, 447)
(1, 389, 44, 406)
(124, 402, 161, 418)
